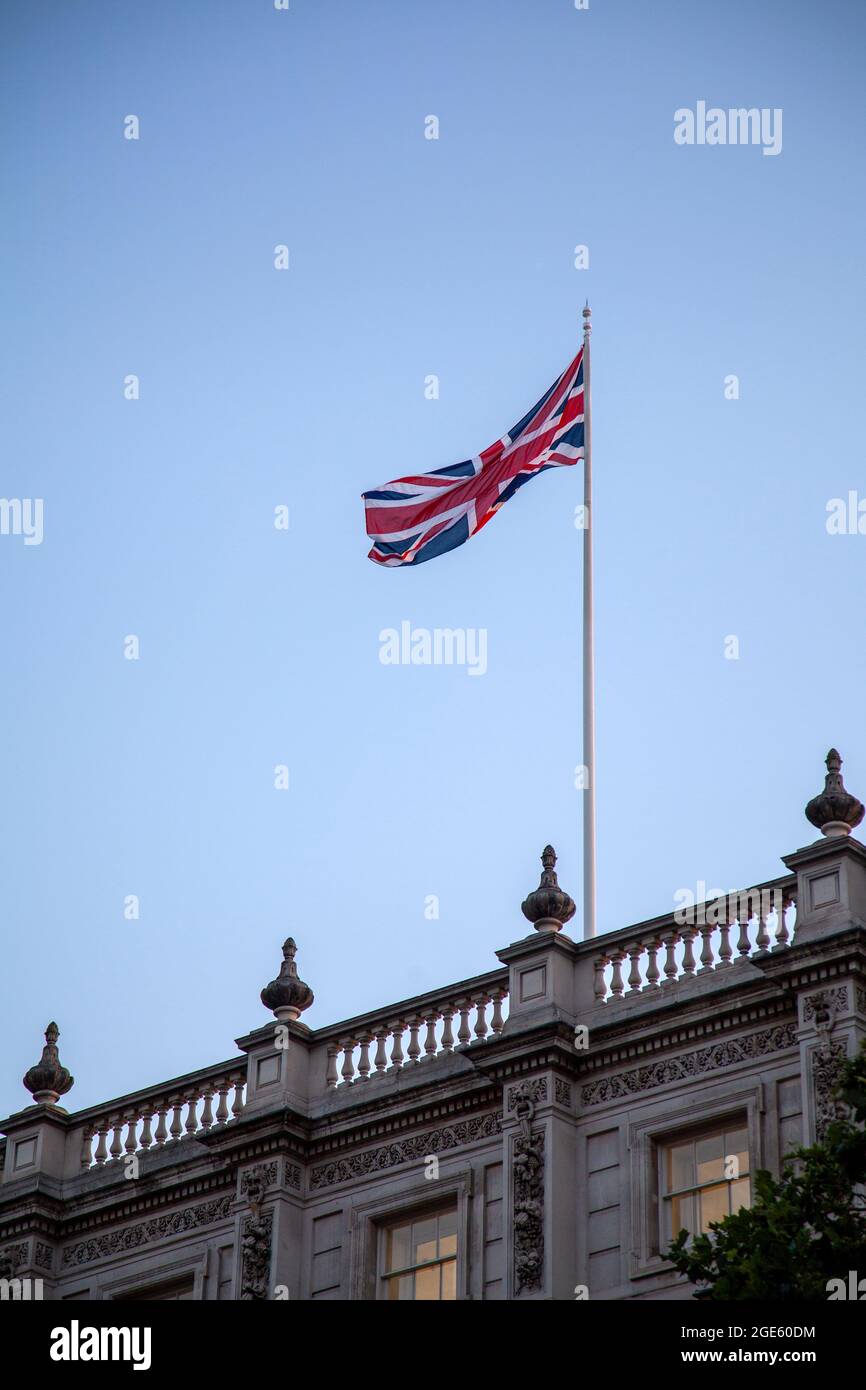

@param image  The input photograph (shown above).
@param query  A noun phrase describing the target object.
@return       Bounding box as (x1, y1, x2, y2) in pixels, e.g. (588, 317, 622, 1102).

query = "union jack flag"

(362, 348, 585, 567)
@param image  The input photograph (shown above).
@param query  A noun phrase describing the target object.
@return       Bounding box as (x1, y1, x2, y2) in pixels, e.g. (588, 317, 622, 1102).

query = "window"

(380, 1207, 457, 1301)
(661, 1123, 751, 1243)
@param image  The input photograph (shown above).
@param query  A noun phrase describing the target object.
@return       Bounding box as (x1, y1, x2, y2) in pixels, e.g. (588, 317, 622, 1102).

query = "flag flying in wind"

(362, 348, 585, 567)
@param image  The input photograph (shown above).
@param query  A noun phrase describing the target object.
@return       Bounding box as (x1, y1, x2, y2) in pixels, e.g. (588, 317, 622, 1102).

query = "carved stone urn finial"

(521, 845, 576, 934)
(260, 937, 314, 1021)
(805, 749, 865, 839)
(22, 1022, 74, 1106)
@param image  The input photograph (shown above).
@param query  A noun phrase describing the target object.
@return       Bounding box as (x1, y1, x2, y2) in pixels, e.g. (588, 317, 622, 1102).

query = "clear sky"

(1, 0, 865, 1118)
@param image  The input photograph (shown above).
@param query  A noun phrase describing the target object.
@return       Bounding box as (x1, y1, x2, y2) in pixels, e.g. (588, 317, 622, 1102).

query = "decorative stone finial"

(805, 749, 865, 838)
(521, 845, 576, 933)
(22, 1022, 74, 1105)
(260, 937, 314, 1021)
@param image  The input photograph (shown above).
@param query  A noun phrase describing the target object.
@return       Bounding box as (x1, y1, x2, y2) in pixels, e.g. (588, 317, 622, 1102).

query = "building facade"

(1, 750, 865, 1302)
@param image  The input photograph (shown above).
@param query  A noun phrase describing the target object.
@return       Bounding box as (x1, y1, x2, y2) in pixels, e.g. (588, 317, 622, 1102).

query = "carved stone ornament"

(240, 1175, 273, 1300)
(507, 1078, 547, 1110)
(511, 1082, 545, 1295)
(260, 937, 314, 1021)
(813, 1043, 848, 1142)
(805, 749, 864, 838)
(582, 1022, 798, 1107)
(22, 1022, 74, 1105)
(240, 1162, 277, 1196)
(803, 987, 848, 1025)
(521, 845, 576, 933)
(808, 991, 849, 1142)
(0, 1245, 26, 1276)
(63, 1196, 234, 1267)
(310, 1112, 501, 1190)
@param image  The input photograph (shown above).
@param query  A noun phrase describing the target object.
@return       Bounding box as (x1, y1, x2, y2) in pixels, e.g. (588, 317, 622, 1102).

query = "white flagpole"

(581, 303, 596, 939)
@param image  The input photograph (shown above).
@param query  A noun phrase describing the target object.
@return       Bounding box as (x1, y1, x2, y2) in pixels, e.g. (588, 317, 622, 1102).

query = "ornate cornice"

(62, 1194, 235, 1268)
(309, 1084, 501, 1165)
(578, 996, 795, 1080)
(54, 1168, 234, 1245)
(310, 1111, 502, 1190)
(581, 1021, 799, 1108)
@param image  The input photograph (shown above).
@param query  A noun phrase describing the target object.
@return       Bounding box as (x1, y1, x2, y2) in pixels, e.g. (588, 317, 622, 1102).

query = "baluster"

(755, 911, 770, 955)
(341, 1041, 356, 1086)
(231, 1077, 245, 1118)
(169, 1099, 183, 1142)
(184, 1094, 199, 1136)
(473, 997, 489, 1042)
(389, 1023, 405, 1069)
(698, 924, 714, 973)
(593, 956, 608, 1002)
(609, 952, 626, 998)
(80, 1126, 94, 1171)
(93, 1123, 109, 1166)
(407, 1018, 422, 1063)
(774, 894, 791, 949)
(490, 991, 506, 1035)
(109, 1116, 124, 1161)
(214, 1083, 230, 1126)
(124, 1113, 139, 1155)
(681, 928, 697, 976)
(357, 1035, 372, 1081)
(718, 918, 733, 968)
(423, 1013, 439, 1057)
(373, 1029, 389, 1073)
(736, 913, 751, 959)
(199, 1091, 214, 1131)
(325, 1046, 339, 1088)
(457, 1002, 472, 1048)
(154, 1105, 169, 1146)
(662, 932, 679, 984)
(337, 1045, 354, 1084)
(645, 939, 661, 989)
(139, 1112, 154, 1149)
(627, 945, 643, 993)
(440, 1008, 455, 1053)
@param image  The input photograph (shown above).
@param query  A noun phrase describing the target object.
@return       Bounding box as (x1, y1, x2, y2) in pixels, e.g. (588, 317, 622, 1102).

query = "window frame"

(658, 1120, 752, 1248)
(96, 1247, 206, 1301)
(348, 1169, 472, 1301)
(627, 1081, 763, 1281)
(378, 1205, 458, 1301)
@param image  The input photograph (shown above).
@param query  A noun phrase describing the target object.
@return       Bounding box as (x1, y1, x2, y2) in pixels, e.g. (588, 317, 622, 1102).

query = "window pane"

(386, 1221, 411, 1273)
(413, 1217, 438, 1265)
(387, 1273, 414, 1301)
(414, 1264, 440, 1301)
(699, 1183, 729, 1232)
(439, 1208, 457, 1258)
(730, 1177, 751, 1213)
(438, 1209, 457, 1241)
(695, 1133, 724, 1185)
(725, 1129, 750, 1177)
(670, 1192, 695, 1239)
(667, 1142, 694, 1193)
(441, 1259, 457, 1301)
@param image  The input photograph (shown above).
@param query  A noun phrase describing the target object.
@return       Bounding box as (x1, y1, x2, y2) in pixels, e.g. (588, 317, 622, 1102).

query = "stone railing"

(591, 876, 797, 1004)
(75, 1058, 247, 1170)
(316, 968, 510, 1089)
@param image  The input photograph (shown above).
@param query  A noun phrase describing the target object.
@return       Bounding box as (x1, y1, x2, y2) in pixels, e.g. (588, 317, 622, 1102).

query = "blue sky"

(1, 0, 864, 1117)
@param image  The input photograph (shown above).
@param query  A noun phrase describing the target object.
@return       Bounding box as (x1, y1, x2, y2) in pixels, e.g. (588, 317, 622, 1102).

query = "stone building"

(1, 749, 865, 1301)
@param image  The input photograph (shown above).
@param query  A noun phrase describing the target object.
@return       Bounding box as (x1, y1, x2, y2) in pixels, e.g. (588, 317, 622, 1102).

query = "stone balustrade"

(22, 877, 802, 1170)
(318, 969, 510, 1089)
(591, 876, 797, 1003)
(76, 1060, 247, 1171)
